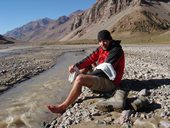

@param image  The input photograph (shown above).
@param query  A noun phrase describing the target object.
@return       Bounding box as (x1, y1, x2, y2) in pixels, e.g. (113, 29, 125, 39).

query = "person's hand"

(69, 65, 75, 73)
(68, 65, 80, 83)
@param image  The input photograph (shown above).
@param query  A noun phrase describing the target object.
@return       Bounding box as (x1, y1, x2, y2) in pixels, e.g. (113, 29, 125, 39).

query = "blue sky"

(0, 0, 96, 35)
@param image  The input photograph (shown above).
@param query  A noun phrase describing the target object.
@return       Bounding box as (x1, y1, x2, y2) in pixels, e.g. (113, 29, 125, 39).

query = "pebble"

(159, 121, 170, 128)
(46, 46, 170, 128)
(0, 47, 78, 93)
(1, 45, 169, 128)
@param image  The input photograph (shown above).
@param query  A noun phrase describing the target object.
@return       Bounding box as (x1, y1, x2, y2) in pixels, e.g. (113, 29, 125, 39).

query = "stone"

(138, 89, 149, 96)
(114, 110, 132, 124)
(159, 121, 170, 128)
(131, 96, 149, 111)
(96, 89, 127, 112)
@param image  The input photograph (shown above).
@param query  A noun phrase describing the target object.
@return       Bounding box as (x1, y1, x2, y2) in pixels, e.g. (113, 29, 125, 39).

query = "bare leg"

(47, 74, 95, 113)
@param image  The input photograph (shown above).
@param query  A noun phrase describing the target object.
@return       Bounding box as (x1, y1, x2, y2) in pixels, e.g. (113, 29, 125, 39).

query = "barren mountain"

(0, 35, 15, 44)
(4, 0, 170, 43)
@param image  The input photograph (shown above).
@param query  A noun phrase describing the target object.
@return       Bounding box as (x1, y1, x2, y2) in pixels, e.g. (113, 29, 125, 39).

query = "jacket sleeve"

(105, 45, 123, 66)
(75, 47, 99, 69)
(88, 45, 123, 79)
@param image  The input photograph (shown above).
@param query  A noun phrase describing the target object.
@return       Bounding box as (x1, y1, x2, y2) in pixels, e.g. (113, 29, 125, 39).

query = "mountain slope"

(61, 0, 170, 41)
(111, 11, 170, 33)
(0, 35, 15, 44)
(4, 0, 170, 43)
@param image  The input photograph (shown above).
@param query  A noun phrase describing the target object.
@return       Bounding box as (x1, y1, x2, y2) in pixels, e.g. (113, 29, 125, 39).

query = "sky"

(0, 0, 96, 35)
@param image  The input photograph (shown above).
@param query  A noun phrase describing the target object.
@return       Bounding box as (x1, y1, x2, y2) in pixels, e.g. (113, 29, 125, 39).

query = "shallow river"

(0, 51, 85, 128)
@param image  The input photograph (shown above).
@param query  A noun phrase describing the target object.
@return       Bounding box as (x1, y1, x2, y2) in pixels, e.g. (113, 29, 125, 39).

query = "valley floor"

(0, 44, 170, 128)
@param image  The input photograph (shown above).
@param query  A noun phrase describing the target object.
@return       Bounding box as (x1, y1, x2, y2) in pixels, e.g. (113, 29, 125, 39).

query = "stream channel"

(0, 51, 86, 128)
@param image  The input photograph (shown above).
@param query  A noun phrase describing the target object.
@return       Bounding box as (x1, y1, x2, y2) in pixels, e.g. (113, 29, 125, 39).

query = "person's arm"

(88, 44, 123, 78)
(106, 45, 123, 66)
(75, 47, 99, 69)
(88, 69, 107, 77)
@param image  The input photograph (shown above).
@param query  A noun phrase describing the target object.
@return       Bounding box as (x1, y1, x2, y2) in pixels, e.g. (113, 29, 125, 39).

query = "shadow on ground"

(121, 78, 169, 112)
(121, 78, 170, 91)
(74, 78, 169, 113)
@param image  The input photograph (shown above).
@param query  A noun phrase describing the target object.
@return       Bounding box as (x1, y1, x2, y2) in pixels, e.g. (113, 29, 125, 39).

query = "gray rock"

(159, 121, 170, 128)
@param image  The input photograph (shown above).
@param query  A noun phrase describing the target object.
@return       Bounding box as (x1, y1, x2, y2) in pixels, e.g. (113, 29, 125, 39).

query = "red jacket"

(75, 41, 125, 87)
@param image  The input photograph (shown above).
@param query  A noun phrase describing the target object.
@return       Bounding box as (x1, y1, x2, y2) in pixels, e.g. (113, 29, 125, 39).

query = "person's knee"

(75, 74, 85, 85)
(75, 74, 94, 88)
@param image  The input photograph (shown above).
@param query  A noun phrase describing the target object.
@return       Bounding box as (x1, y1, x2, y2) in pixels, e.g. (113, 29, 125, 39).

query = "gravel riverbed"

(44, 45, 170, 128)
(0, 45, 85, 93)
(0, 44, 170, 128)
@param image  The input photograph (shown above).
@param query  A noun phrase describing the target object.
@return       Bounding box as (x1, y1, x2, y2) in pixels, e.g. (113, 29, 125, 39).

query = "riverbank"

(0, 45, 98, 128)
(44, 44, 170, 128)
(0, 44, 170, 128)
(0, 45, 95, 94)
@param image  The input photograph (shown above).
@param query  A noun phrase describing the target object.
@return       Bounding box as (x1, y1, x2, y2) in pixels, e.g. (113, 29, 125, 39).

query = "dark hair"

(98, 30, 113, 41)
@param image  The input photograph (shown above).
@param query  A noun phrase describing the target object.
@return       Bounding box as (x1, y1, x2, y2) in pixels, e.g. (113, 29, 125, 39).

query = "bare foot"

(47, 104, 66, 114)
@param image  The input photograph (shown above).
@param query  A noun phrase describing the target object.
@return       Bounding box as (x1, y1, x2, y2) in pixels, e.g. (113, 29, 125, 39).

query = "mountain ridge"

(4, 0, 170, 43)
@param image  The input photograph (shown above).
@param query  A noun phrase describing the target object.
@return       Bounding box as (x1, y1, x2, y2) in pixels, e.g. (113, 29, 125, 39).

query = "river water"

(0, 51, 85, 128)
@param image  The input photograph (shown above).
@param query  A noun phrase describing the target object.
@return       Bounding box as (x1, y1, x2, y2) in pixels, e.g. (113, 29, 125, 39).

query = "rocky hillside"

(111, 11, 170, 33)
(4, 0, 170, 42)
(0, 35, 15, 44)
